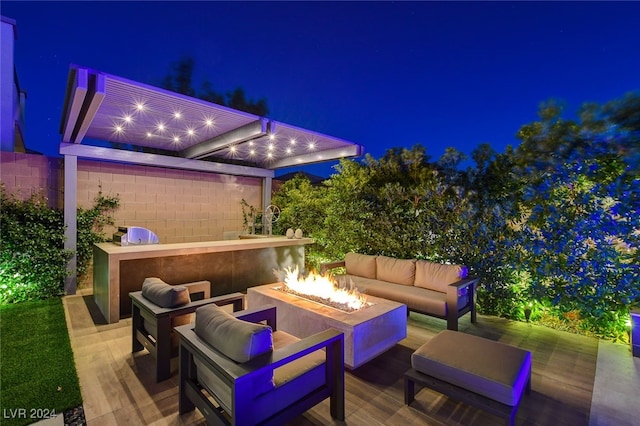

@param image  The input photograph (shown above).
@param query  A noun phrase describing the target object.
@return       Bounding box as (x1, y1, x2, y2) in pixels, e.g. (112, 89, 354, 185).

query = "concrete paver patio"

(46, 289, 640, 425)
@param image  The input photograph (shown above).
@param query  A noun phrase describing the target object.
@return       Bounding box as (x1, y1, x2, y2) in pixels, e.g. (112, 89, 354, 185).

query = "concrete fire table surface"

(247, 283, 407, 369)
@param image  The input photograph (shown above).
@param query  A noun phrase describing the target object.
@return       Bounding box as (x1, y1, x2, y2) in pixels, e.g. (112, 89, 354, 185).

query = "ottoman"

(405, 330, 531, 425)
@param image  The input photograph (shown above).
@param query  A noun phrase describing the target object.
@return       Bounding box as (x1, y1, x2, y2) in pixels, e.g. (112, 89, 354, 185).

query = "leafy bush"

(0, 186, 71, 303)
(271, 93, 640, 342)
(76, 189, 120, 280)
(0, 184, 120, 304)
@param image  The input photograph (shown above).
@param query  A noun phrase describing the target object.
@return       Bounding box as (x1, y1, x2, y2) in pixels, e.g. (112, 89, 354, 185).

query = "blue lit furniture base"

(632, 308, 640, 357)
(405, 330, 532, 426)
(175, 305, 345, 425)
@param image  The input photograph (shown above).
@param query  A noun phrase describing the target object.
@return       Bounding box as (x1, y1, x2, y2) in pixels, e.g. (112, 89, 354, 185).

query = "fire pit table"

(247, 283, 407, 369)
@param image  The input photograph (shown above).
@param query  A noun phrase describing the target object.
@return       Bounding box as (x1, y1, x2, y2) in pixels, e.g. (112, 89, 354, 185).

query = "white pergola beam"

(181, 119, 268, 159)
(60, 143, 274, 178)
(267, 144, 364, 169)
(60, 68, 87, 143)
(73, 73, 105, 143)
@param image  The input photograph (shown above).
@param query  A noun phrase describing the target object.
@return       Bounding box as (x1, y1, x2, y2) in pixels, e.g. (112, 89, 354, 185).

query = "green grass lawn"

(0, 298, 82, 426)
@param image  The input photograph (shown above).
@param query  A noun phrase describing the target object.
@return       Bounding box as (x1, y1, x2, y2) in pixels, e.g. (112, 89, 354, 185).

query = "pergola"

(59, 65, 364, 293)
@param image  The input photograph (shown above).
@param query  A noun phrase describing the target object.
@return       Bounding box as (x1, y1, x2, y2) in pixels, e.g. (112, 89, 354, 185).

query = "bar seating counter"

(93, 236, 314, 323)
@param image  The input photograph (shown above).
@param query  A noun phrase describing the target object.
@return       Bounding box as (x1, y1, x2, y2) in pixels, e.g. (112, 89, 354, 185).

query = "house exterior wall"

(1, 16, 17, 152)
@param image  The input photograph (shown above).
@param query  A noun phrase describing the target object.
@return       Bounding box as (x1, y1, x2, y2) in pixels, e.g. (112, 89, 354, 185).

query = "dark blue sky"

(4, 1, 639, 177)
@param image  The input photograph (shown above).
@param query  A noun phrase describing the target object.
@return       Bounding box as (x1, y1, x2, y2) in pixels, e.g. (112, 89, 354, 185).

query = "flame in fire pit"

(281, 267, 367, 312)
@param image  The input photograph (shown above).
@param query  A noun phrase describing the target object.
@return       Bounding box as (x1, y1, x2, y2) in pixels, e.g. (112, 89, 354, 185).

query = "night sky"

(3, 1, 639, 177)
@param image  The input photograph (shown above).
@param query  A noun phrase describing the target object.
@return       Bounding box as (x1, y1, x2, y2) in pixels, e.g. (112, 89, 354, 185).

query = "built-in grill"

(112, 226, 159, 246)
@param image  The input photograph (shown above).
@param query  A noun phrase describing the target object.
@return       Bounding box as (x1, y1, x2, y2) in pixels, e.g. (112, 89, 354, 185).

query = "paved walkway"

(35, 294, 640, 425)
(589, 340, 640, 426)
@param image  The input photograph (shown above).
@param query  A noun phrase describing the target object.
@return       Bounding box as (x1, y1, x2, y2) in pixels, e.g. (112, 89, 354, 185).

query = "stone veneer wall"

(1, 152, 263, 244)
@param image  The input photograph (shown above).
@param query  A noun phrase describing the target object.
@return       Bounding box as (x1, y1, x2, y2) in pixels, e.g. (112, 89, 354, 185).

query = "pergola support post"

(64, 154, 77, 295)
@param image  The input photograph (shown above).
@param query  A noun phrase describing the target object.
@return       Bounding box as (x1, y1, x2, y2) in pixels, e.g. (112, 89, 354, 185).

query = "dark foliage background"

(272, 93, 640, 341)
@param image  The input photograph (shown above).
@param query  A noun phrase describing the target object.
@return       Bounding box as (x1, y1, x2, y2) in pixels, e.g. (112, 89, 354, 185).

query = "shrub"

(76, 189, 120, 280)
(0, 186, 71, 303)
(0, 184, 120, 304)
(271, 93, 639, 342)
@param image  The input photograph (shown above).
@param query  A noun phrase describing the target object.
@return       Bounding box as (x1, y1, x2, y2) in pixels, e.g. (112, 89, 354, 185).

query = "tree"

(271, 92, 639, 341)
(509, 93, 640, 340)
(161, 56, 269, 116)
(161, 56, 196, 97)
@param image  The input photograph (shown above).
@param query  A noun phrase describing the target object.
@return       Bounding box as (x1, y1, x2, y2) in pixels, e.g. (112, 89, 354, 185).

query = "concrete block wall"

(0, 151, 62, 208)
(77, 159, 262, 244)
(1, 152, 263, 244)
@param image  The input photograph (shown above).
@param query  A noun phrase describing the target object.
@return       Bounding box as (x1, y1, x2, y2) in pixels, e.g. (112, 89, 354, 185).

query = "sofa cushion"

(141, 277, 191, 308)
(414, 261, 467, 293)
(351, 276, 447, 317)
(195, 304, 273, 363)
(345, 253, 377, 279)
(347, 275, 469, 317)
(376, 256, 416, 286)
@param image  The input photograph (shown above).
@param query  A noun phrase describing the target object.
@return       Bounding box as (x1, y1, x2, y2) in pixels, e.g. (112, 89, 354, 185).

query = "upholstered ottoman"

(405, 330, 531, 425)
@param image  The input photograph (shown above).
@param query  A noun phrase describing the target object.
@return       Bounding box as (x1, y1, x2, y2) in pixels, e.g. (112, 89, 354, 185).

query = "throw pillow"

(195, 304, 273, 363)
(141, 277, 191, 308)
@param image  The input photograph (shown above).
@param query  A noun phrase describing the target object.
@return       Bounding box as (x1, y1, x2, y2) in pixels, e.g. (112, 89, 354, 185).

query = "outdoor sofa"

(321, 253, 478, 330)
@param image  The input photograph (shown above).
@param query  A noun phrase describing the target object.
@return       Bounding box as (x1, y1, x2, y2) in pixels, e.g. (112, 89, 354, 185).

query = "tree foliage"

(162, 56, 269, 116)
(271, 92, 640, 341)
(76, 188, 120, 281)
(509, 93, 640, 340)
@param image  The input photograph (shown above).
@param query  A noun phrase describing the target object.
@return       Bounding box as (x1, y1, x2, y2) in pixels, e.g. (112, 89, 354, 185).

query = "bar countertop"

(93, 236, 315, 323)
(94, 236, 314, 259)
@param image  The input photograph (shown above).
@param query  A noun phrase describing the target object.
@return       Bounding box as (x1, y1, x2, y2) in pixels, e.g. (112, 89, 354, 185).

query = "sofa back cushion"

(141, 277, 191, 308)
(376, 256, 416, 286)
(345, 253, 377, 279)
(414, 261, 468, 293)
(195, 304, 273, 363)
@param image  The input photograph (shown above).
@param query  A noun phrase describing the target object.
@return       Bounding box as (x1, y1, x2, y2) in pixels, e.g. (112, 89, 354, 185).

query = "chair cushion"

(272, 331, 325, 387)
(376, 256, 416, 286)
(414, 261, 468, 293)
(195, 304, 273, 363)
(345, 253, 377, 279)
(412, 330, 532, 406)
(141, 277, 190, 308)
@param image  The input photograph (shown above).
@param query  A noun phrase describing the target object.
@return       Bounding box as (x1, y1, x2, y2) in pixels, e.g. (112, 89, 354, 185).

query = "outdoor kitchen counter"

(93, 237, 314, 323)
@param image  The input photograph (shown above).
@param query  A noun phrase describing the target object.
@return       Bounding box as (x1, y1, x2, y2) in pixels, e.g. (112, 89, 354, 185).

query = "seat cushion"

(195, 329, 324, 418)
(345, 253, 377, 279)
(195, 304, 273, 363)
(414, 261, 468, 293)
(352, 276, 448, 317)
(272, 331, 325, 387)
(141, 277, 190, 308)
(412, 330, 532, 406)
(376, 256, 416, 286)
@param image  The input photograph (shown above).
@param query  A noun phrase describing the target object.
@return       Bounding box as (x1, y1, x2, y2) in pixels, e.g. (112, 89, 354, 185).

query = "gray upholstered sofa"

(321, 253, 478, 331)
